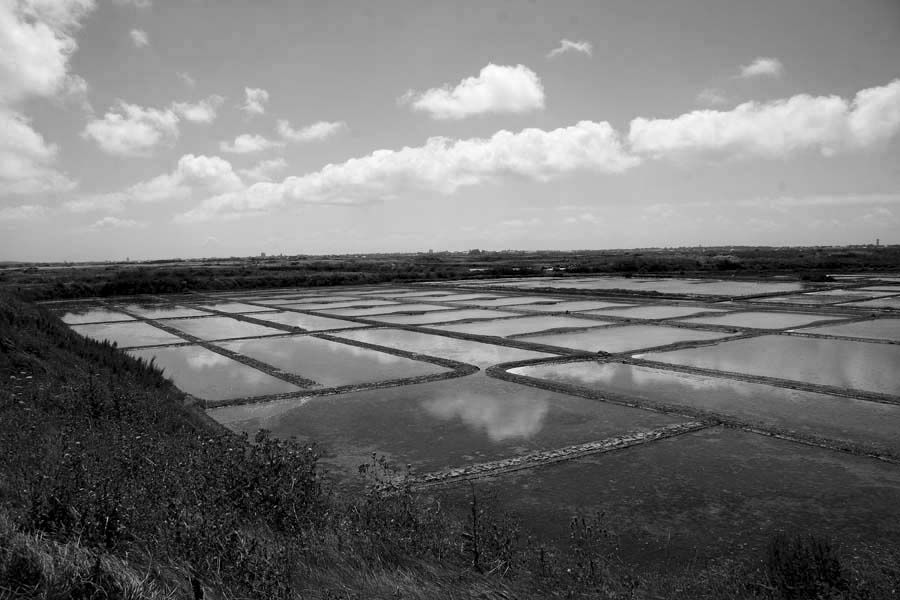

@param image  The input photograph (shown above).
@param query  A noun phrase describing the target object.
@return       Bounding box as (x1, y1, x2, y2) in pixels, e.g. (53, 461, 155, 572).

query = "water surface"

(798, 319, 900, 342)
(838, 297, 900, 310)
(321, 303, 450, 316)
(334, 328, 557, 367)
(281, 299, 398, 310)
(679, 311, 845, 329)
(523, 325, 732, 353)
(456, 296, 561, 307)
(642, 335, 900, 395)
(193, 302, 275, 313)
(71, 322, 184, 347)
(249, 311, 366, 331)
(430, 315, 608, 338)
(584, 305, 727, 320)
(59, 307, 136, 324)
(164, 316, 286, 340)
(116, 303, 211, 319)
(217, 335, 449, 387)
(512, 361, 900, 453)
(506, 300, 635, 313)
(253, 295, 360, 305)
(208, 373, 682, 476)
(370, 308, 518, 325)
(127, 345, 300, 400)
(437, 428, 900, 566)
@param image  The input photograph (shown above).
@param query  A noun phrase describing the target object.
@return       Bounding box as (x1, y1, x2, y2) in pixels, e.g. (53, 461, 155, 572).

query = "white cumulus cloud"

(129, 28, 148, 48)
(82, 101, 179, 156)
(628, 79, 900, 160)
(76, 154, 244, 211)
(402, 64, 545, 120)
(113, 0, 151, 7)
(89, 216, 144, 230)
(172, 95, 224, 123)
(0, 0, 93, 195)
(547, 39, 592, 59)
(178, 120, 638, 222)
(277, 119, 346, 142)
(0, 108, 76, 195)
(241, 87, 269, 115)
(696, 88, 728, 106)
(219, 133, 283, 154)
(239, 158, 287, 182)
(0, 203, 50, 222)
(739, 57, 784, 78)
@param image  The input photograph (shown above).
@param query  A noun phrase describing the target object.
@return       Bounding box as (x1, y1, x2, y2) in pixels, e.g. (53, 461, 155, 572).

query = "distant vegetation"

(2, 292, 899, 598)
(2, 244, 899, 301)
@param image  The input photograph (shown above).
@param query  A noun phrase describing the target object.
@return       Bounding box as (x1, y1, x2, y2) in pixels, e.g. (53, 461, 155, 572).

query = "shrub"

(766, 533, 847, 599)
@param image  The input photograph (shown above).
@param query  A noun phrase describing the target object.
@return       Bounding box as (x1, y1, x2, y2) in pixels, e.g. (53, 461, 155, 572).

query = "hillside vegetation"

(1, 292, 898, 599)
(4, 245, 899, 301)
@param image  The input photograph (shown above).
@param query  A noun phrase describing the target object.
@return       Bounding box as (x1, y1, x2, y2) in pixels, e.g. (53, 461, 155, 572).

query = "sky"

(1, 0, 899, 261)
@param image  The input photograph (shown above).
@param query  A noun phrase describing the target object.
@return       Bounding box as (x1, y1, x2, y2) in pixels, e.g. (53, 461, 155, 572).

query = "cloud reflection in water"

(422, 394, 549, 442)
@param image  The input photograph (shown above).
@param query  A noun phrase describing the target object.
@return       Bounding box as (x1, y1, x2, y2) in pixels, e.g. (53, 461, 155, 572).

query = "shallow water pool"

(128, 345, 301, 400)
(429, 315, 607, 338)
(641, 335, 900, 395)
(521, 325, 732, 353)
(216, 335, 450, 387)
(208, 373, 683, 476)
(333, 328, 558, 367)
(70, 321, 185, 348)
(511, 361, 900, 453)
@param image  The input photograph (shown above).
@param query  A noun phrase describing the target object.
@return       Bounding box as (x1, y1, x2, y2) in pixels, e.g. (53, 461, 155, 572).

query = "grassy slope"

(1, 292, 898, 599)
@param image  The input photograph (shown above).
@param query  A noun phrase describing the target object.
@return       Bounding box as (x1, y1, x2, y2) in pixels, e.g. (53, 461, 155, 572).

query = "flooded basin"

(192, 302, 275, 313)
(164, 316, 287, 340)
(506, 300, 635, 313)
(70, 321, 185, 348)
(353, 288, 418, 295)
(797, 318, 900, 342)
(281, 299, 397, 310)
(116, 303, 211, 319)
(253, 295, 361, 305)
(249, 311, 366, 331)
(759, 294, 859, 305)
(379, 290, 456, 299)
(321, 303, 450, 317)
(521, 325, 732, 353)
(511, 361, 900, 454)
(584, 305, 728, 320)
(804, 289, 893, 298)
(127, 345, 301, 400)
(369, 308, 518, 325)
(429, 315, 608, 338)
(641, 335, 900, 395)
(679, 311, 845, 329)
(479, 277, 806, 297)
(58, 307, 136, 324)
(216, 335, 450, 387)
(208, 374, 684, 477)
(421, 293, 500, 302)
(333, 328, 558, 367)
(837, 297, 900, 310)
(454, 297, 561, 307)
(438, 427, 900, 567)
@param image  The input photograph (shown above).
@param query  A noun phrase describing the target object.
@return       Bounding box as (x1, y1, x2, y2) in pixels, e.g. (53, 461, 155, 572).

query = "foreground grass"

(1, 292, 898, 599)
